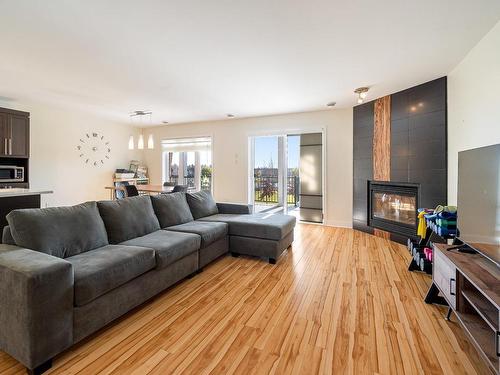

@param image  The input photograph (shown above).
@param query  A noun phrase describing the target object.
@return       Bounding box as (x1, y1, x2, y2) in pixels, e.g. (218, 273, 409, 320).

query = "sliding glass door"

(250, 133, 322, 222)
(252, 136, 283, 212)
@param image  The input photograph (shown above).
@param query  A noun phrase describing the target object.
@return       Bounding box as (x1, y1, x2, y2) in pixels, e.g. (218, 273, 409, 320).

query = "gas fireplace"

(368, 181, 420, 237)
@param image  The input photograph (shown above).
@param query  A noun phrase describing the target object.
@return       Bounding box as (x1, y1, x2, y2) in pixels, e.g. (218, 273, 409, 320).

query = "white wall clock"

(77, 132, 111, 166)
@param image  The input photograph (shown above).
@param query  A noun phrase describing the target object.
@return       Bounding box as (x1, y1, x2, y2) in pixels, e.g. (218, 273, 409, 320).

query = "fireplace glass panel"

(372, 192, 416, 226)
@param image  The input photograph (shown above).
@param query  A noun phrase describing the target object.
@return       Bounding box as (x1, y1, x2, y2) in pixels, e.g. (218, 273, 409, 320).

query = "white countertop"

(0, 189, 53, 197)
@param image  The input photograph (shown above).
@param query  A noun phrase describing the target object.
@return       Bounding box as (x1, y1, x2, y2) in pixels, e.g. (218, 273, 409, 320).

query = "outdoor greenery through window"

(162, 137, 212, 192)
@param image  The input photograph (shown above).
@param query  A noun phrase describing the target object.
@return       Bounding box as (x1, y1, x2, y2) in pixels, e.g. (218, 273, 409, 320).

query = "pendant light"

(130, 110, 154, 150)
(138, 133, 145, 149)
(147, 112, 154, 149)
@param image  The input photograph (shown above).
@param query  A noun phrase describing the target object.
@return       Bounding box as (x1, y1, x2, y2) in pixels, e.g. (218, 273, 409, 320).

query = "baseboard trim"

(323, 220, 353, 228)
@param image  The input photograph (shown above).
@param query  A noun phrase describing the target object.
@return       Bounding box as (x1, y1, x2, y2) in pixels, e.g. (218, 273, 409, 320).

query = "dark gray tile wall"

(352, 101, 374, 234)
(353, 77, 447, 234)
(390, 77, 447, 209)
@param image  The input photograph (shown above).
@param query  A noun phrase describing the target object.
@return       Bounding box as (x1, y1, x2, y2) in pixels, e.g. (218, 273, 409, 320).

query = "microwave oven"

(0, 166, 24, 182)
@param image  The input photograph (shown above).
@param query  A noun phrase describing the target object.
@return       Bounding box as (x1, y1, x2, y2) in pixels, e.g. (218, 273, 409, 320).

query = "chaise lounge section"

(0, 191, 295, 374)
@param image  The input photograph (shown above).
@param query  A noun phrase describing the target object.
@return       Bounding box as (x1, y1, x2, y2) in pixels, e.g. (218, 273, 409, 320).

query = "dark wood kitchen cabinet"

(0, 107, 29, 158)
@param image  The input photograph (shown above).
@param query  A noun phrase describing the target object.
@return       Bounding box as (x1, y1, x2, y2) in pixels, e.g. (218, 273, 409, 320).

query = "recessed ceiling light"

(162, 121, 169, 124)
(326, 102, 336, 107)
(227, 114, 235, 118)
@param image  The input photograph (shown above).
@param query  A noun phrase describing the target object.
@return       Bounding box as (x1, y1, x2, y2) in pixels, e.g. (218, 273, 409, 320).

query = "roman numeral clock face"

(77, 132, 111, 166)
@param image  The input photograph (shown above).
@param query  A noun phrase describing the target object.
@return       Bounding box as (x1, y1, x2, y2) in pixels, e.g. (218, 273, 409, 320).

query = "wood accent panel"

(373, 95, 391, 181)
(0, 225, 488, 374)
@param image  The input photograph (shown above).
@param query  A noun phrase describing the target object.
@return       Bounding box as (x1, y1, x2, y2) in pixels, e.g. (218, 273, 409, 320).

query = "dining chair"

(172, 185, 188, 193)
(115, 181, 129, 200)
(124, 185, 140, 197)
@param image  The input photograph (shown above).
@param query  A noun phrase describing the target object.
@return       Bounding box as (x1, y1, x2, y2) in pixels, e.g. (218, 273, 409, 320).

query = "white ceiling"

(0, 1, 499, 125)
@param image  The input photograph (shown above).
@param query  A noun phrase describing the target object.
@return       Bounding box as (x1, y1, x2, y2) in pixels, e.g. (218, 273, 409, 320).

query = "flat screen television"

(457, 144, 500, 266)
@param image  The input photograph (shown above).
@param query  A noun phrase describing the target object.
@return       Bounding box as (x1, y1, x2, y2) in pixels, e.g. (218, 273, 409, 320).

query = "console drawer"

(433, 248, 457, 309)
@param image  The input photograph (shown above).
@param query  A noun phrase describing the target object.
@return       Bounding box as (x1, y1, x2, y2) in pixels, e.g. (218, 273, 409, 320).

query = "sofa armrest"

(0, 245, 74, 370)
(216, 202, 252, 214)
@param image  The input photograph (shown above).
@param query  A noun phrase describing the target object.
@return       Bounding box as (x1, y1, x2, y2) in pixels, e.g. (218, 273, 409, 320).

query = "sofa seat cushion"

(97, 196, 160, 244)
(186, 191, 218, 219)
(198, 213, 296, 241)
(120, 230, 201, 269)
(67, 245, 156, 306)
(165, 221, 228, 248)
(151, 192, 194, 228)
(6, 201, 109, 258)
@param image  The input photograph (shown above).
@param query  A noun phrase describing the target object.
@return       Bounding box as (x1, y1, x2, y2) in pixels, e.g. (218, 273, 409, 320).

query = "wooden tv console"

(428, 243, 499, 374)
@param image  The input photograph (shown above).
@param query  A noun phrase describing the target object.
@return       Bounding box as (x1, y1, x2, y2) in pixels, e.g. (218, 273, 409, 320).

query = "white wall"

(448, 21, 500, 205)
(143, 109, 353, 227)
(0, 100, 140, 206)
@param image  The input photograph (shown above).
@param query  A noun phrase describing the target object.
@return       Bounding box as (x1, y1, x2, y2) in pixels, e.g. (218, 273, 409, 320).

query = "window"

(162, 137, 212, 192)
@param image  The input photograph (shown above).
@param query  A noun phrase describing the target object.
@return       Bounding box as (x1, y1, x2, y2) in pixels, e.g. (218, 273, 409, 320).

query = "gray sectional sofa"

(0, 191, 295, 374)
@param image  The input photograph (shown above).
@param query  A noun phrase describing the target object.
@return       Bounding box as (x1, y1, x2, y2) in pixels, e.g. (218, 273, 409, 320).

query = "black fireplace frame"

(367, 181, 420, 237)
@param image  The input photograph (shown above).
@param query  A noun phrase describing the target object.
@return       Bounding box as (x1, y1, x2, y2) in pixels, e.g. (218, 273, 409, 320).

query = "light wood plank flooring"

(0, 224, 490, 374)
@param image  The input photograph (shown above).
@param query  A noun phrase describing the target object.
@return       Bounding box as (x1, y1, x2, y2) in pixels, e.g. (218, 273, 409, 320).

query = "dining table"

(104, 184, 175, 200)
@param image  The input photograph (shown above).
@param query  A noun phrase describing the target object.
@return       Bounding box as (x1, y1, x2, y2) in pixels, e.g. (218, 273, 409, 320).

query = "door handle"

(449, 278, 456, 296)
(9, 138, 12, 155)
(3, 139, 6, 155)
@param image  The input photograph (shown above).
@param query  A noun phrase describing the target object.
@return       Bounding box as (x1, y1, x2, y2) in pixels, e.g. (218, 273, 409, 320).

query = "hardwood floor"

(0, 224, 490, 374)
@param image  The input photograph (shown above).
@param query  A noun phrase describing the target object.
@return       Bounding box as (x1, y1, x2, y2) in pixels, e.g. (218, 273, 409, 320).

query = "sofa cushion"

(67, 245, 156, 306)
(198, 213, 296, 241)
(120, 230, 200, 269)
(6, 201, 109, 258)
(165, 221, 228, 248)
(151, 192, 194, 228)
(186, 191, 218, 219)
(97, 196, 160, 244)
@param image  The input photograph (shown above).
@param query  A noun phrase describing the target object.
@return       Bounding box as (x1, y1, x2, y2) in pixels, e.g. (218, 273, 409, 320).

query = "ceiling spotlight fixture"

(130, 110, 152, 117)
(354, 87, 369, 104)
(326, 101, 336, 107)
(226, 114, 235, 118)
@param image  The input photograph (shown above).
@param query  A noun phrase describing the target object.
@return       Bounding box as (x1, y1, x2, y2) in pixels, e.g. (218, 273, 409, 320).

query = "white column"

(248, 137, 255, 209)
(178, 152, 186, 185)
(195, 151, 201, 191)
(277, 136, 286, 207)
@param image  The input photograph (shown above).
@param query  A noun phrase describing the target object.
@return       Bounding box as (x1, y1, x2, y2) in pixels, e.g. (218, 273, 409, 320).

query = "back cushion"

(2, 226, 16, 246)
(186, 191, 219, 219)
(151, 192, 194, 228)
(97, 195, 160, 243)
(7, 201, 109, 258)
